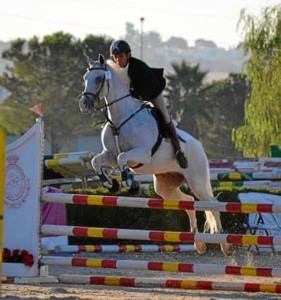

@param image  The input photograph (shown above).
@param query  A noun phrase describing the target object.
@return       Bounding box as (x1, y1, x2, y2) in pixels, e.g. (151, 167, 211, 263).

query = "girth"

(130, 109, 163, 170)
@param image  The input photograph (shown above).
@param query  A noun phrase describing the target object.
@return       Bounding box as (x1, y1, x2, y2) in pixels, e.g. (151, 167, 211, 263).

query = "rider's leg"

(152, 94, 188, 169)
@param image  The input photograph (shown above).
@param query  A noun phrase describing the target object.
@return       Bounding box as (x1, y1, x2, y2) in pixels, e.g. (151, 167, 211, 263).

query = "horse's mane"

(106, 59, 130, 90)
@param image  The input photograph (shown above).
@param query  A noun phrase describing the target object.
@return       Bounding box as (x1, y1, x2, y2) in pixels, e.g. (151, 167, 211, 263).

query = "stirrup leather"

(176, 150, 188, 169)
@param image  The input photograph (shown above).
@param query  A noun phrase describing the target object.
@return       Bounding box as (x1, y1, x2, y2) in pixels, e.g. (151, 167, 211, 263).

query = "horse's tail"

(203, 195, 222, 234)
(204, 211, 220, 233)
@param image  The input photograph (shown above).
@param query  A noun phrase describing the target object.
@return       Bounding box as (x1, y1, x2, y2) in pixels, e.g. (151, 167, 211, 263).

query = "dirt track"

(2, 248, 281, 299)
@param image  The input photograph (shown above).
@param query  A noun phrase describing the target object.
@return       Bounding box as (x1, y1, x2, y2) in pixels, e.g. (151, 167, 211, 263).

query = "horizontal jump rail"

(41, 192, 281, 213)
(41, 256, 281, 278)
(48, 244, 194, 254)
(41, 225, 281, 246)
(210, 171, 281, 181)
(58, 274, 281, 294)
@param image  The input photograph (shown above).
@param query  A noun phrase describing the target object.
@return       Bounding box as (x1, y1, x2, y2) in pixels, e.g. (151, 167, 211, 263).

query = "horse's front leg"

(118, 147, 152, 167)
(91, 150, 120, 193)
(117, 147, 152, 193)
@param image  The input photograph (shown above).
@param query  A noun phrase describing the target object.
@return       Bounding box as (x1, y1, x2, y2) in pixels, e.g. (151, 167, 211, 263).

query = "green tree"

(165, 60, 249, 158)
(0, 32, 112, 153)
(232, 6, 281, 156)
(201, 74, 249, 158)
(165, 37, 188, 51)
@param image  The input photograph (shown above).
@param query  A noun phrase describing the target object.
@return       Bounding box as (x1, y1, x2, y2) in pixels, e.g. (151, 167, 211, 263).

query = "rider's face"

(113, 53, 129, 68)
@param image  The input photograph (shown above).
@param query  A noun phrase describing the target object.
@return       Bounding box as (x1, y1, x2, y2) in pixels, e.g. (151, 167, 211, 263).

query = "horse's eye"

(95, 76, 103, 84)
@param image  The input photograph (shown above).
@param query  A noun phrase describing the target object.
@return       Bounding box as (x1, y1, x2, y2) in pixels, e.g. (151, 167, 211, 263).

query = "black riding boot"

(166, 121, 188, 169)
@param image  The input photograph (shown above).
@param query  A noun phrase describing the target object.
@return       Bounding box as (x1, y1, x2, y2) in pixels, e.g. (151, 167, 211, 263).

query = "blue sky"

(0, 0, 280, 48)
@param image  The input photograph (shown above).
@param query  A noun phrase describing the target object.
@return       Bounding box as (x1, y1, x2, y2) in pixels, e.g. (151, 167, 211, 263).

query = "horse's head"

(79, 54, 111, 114)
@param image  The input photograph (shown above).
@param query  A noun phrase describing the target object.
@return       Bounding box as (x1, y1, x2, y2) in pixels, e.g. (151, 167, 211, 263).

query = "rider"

(110, 39, 188, 169)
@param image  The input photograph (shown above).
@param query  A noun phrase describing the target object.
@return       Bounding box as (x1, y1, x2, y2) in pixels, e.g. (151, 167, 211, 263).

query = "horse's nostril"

(83, 98, 88, 107)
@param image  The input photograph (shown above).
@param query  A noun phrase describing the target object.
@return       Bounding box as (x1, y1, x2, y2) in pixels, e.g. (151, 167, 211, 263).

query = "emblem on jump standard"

(5, 154, 30, 208)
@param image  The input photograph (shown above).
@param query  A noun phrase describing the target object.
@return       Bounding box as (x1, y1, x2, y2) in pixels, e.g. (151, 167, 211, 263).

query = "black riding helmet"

(110, 40, 131, 56)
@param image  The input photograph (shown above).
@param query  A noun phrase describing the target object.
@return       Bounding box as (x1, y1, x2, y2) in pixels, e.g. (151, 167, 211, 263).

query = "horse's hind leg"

(153, 173, 207, 255)
(183, 142, 233, 256)
(189, 184, 233, 256)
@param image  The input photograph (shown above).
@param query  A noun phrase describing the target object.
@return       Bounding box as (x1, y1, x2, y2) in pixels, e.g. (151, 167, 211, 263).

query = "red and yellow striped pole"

(48, 243, 194, 254)
(59, 274, 281, 294)
(42, 192, 281, 214)
(0, 127, 6, 296)
(41, 224, 281, 247)
(41, 256, 281, 278)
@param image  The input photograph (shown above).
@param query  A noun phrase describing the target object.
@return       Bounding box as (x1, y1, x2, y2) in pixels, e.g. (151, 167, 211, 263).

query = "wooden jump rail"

(41, 225, 281, 246)
(46, 244, 195, 254)
(42, 192, 281, 213)
(41, 256, 281, 278)
(58, 274, 281, 293)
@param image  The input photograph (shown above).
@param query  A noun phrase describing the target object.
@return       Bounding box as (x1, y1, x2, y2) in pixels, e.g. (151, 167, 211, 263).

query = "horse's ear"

(98, 54, 105, 64)
(83, 52, 94, 65)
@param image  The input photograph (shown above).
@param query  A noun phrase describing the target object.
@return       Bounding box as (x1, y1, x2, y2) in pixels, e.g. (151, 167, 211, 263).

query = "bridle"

(82, 65, 131, 111)
(81, 64, 146, 137)
(81, 66, 109, 111)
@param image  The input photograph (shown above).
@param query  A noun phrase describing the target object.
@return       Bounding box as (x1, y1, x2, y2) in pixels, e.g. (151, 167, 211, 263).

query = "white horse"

(79, 54, 232, 256)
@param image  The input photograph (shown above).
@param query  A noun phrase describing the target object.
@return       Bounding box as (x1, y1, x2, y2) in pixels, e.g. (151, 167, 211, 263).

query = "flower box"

(2, 262, 31, 277)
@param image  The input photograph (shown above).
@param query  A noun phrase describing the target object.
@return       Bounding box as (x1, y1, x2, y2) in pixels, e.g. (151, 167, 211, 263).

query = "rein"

(104, 104, 146, 136)
(95, 93, 131, 111)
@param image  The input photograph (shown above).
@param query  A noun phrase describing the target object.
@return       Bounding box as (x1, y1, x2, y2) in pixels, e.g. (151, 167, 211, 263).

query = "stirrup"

(121, 166, 134, 187)
(176, 150, 188, 169)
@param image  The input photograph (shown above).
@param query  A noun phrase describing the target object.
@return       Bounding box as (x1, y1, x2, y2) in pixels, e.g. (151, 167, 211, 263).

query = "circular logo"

(5, 154, 30, 209)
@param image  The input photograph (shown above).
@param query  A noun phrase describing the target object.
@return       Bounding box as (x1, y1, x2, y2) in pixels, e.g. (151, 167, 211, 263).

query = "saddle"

(149, 106, 186, 143)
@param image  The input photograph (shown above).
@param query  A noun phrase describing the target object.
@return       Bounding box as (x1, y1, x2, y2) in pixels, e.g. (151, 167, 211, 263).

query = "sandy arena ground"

(2, 248, 281, 300)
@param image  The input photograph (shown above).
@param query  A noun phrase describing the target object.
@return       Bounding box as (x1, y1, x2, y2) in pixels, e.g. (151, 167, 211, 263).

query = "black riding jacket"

(127, 57, 166, 101)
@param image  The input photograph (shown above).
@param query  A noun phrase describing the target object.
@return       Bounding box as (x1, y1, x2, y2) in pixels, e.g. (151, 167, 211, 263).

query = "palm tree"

(165, 61, 209, 137)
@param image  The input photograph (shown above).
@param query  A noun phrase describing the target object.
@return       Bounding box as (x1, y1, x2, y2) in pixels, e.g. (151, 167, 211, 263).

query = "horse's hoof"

(219, 230, 234, 256)
(194, 242, 207, 255)
(128, 180, 140, 195)
(221, 243, 234, 256)
(108, 179, 120, 193)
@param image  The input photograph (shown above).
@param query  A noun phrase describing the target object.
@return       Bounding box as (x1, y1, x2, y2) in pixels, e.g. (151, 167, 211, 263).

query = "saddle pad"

(176, 128, 193, 143)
